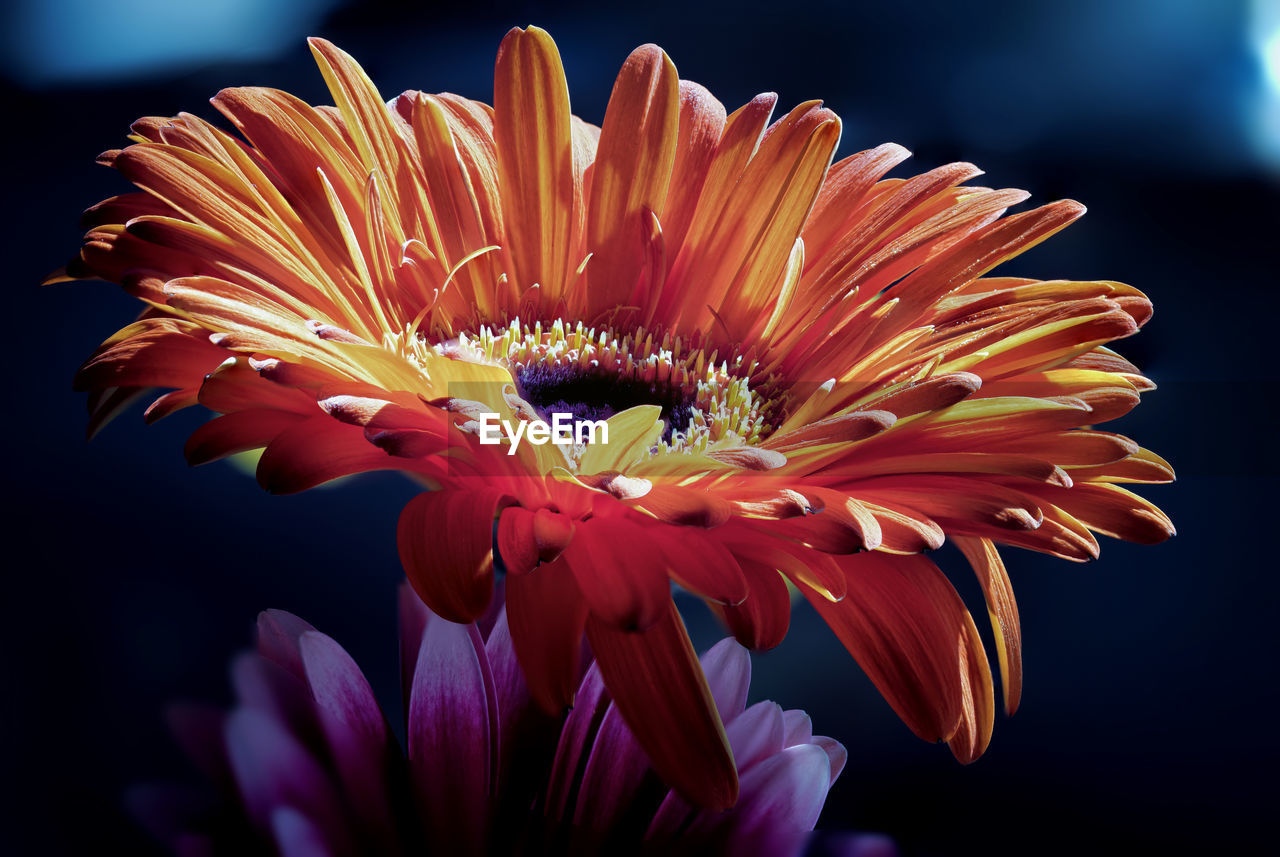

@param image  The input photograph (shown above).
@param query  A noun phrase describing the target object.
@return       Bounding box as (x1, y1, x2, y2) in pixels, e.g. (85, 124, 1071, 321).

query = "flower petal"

(256, 414, 400, 493)
(494, 26, 581, 301)
(407, 616, 495, 854)
(297, 631, 400, 848)
(586, 43, 680, 316)
(700, 638, 752, 722)
(271, 807, 337, 857)
(506, 554, 589, 713)
(224, 708, 350, 846)
(954, 536, 1022, 715)
(585, 601, 738, 810)
(398, 488, 512, 623)
(711, 559, 792, 650)
(563, 516, 671, 630)
(803, 553, 991, 754)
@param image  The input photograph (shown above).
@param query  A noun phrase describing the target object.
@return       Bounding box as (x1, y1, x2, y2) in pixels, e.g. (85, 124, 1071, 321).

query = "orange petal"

(585, 44, 680, 317)
(858, 499, 945, 553)
(197, 356, 316, 415)
(802, 142, 913, 260)
(946, 610, 996, 764)
(407, 93, 503, 307)
(654, 92, 776, 322)
(633, 482, 733, 527)
(852, 475, 1044, 532)
(494, 26, 580, 300)
(954, 536, 1022, 715)
(765, 410, 895, 453)
(656, 81, 727, 269)
(997, 430, 1139, 467)
(75, 318, 225, 393)
(888, 200, 1086, 333)
(684, 101, 841, 341)
(308, 38, 420, 232)
(803, 553, 991, 755)
(1025, 482, 1175, 545)
(1068, 447, 1175, 484)
(860, 372, 983, 419)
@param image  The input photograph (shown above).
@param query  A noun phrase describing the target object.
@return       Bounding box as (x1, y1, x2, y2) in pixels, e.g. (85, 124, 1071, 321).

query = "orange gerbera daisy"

(58, 27, 1173, 809)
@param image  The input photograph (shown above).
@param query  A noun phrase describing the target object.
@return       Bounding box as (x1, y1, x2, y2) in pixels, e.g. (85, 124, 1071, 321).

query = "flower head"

(61, 27, 1172, 807)
(129, 585, 888, 857)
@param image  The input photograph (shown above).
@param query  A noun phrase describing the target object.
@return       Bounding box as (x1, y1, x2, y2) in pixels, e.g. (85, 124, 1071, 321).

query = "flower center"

(446, 319, 780, 453)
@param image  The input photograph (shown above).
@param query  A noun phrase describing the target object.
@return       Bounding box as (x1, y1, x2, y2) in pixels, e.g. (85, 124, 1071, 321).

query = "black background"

(3, 1, 1275, 854)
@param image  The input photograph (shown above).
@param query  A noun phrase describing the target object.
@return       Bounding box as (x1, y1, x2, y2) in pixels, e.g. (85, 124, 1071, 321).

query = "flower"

(128, 584, 891, 857)
(59, 27, 1173, 807)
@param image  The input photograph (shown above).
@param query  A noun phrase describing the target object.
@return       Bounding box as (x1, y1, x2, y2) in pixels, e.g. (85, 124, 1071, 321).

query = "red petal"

(495, 506, 575, 576)
(585, 602, 738, 810)
(256, 415, 400, 493)
(562, 517, 670, 630)
(397, 489, 512, 623)
(657, 528, 748, 606)
(506, 554, 589, 713)
(185, 409, 307, 465)
(710, 559, 792, 650)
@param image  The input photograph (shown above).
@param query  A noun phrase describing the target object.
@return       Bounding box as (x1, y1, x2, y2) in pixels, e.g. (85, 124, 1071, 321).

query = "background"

(3, 0, 1275, 854)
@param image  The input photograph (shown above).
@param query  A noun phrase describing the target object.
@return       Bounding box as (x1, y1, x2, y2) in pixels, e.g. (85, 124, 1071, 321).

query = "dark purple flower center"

(514, 362, 694, 442)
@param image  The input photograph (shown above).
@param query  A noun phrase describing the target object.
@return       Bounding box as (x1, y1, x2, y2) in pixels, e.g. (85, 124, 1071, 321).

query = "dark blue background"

(3, 1, 1275, 854)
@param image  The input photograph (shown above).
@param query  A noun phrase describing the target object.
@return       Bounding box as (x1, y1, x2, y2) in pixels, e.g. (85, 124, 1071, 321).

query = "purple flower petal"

(271, 806, 336, 857)
(812, 736, 847, 785)
(723, 744, 834, 856)
(570, 703, 654, 846)
(543, 662, 611, 824)
(299, 630, 386, 740)
(782, 709, 813, 747)
(224, 708, 351, 849)
(230, 652, 319, 750)
(726, 700, 786, 774)
(298, 630, 400, 852)
(256, 609, 317, 680)
(485, 608, 533, 728)
(407, 615, 494, 855)
(700, 638, 752, 724)
(485, 607, 561, 834)
(398, 581, 432, 709)
(643, 788, 696, 844)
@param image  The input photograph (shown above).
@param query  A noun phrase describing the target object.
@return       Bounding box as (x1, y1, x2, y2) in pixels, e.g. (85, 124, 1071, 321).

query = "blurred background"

(3, 0, 1275, 854)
